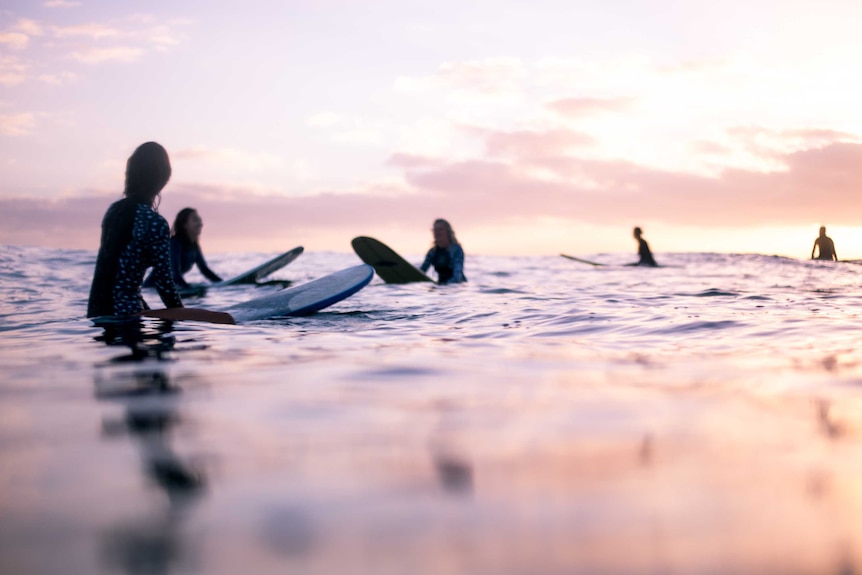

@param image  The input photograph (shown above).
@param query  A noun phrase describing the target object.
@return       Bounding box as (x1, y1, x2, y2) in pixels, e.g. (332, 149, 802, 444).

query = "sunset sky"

(2, 0, 862, 257)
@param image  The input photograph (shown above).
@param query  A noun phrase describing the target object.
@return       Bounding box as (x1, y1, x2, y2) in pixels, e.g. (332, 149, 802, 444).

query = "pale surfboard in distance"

(561, 253, 681, 268)
(214, 246, 304, 286)
(560, 254, 607, 267)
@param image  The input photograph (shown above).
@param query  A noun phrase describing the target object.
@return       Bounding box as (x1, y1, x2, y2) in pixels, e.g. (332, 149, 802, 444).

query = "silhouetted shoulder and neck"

(88, 142, 183, 318)
(811, 226, 837, 261)
(420, 218, 467, 284)
(632, 227, 658, 267)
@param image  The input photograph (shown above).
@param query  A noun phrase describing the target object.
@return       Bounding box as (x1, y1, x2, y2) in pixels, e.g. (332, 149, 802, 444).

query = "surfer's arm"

(449, 245, 466, 283)
(420, 249, 433, 273)
(195, 249, 223, 283)
(150, 219, 183, 308)
(811, 239, 819, 259)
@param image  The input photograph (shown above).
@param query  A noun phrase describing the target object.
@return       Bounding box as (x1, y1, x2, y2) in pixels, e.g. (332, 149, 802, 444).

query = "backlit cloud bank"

(3, 140, 861, 254)
(2, 3, 862, 256)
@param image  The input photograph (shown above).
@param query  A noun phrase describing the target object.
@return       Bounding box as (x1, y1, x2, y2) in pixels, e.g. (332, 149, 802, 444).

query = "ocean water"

(2, 244, 862, 574)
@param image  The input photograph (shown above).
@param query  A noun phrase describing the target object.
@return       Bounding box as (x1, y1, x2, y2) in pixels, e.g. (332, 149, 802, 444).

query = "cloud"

(44, 0, 82, 7)
(68, 47, 144, 65)
(0, 15, 188, 84)
(5, 141, 862, 252)
(0, 32, 31, 50)
(0, 112, 39, 136)
(174, 147, 285, 172)
(51, 23, 121, 40)
(396, 58, 526, 95)
(482, 128, 596, 159)
(546, 97, 634, 119)
(37, 71, 76, 85)
(307, 113, 341, 128)
(0, 56, 29, 85)
(0, 19, 44, 50)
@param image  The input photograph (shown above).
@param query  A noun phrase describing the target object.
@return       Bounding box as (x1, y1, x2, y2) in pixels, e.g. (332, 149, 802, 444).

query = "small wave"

(683, 288, 740, 297)
(651, 320, 743, 334)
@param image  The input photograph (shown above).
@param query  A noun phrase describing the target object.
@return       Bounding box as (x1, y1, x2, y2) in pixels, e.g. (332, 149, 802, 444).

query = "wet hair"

(634, 226, 643, 235)
(433, 218, 460, 247)
(820, 226, 827, 234)
(172, 207, 198, 244)
(123, 142, 171, 208)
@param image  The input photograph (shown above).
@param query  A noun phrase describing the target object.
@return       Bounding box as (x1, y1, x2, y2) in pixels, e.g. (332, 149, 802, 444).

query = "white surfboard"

(136, 265, 374, 324)
(225, 264, 374, 322)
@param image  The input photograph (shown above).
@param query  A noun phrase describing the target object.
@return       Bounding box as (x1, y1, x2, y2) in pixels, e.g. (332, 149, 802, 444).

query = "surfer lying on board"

(144, 207, 223, 289)
(420, 218, 467, 284)
(87, 142, 183, 318)
(630, 226, 658, 267)
(811, 226, 838, 261)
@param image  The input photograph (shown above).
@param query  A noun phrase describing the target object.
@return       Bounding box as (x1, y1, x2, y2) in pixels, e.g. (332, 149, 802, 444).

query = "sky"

(2, 0, 862, 258)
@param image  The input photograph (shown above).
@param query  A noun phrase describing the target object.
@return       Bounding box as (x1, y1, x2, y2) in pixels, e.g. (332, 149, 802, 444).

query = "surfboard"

(214, 246, 304, 286)
(136, 264, 374, 324)
(560, 254, 607, 266)
(351, 236, 433, 284)
(225, 264, 374, 322)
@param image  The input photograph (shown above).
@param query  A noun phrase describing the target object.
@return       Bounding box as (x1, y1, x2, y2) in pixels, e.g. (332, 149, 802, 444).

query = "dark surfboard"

(352, 237, 432, 284)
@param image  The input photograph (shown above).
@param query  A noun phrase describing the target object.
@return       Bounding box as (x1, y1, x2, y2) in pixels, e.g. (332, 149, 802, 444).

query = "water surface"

(2, 245, 862, 574)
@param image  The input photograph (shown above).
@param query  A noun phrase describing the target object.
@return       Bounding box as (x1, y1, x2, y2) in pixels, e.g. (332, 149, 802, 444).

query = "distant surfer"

(144, 208, 223, 289)
(88, 142, 183, 318)
(631, 227, 658, 267)
(420, 219, 467, 284)
(811, 226, 837, 261)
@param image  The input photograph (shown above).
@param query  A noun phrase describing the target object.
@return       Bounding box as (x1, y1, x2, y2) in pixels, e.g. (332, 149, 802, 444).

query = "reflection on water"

(94, 325, 205, 575)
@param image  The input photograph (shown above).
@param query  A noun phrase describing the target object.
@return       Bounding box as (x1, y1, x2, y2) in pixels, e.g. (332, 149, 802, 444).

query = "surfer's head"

(819, 226, 827, 237)
(433, 218, 458, 248)
(124, 142, 171, 208)
(172, 207, 203, 244)
(633, 226, 643, 239)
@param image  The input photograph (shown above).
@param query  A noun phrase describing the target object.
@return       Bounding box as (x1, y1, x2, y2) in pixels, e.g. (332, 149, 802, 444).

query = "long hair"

(172, 207, 198, 244)
(433, 218, 460, 248)
(123, 142, 171, 208)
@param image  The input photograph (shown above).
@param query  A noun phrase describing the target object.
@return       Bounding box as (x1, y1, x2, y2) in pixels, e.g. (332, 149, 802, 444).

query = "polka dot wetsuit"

(88, 198, 182, 318)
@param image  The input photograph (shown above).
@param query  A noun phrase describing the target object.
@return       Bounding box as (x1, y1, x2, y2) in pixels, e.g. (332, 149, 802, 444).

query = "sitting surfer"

(420, 218, 467, 284)
(144, 207, 223, 289)
(631, 226, 658, 267)
(811, 226, 837, 261)
(88, 142, 183, 318)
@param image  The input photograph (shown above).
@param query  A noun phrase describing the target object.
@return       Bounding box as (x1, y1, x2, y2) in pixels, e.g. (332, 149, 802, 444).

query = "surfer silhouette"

(145, 208, 222, 290)
(811, 226, 837, 261)
(420, 219, 467, 284)
(630, 227, 658, 267)
(88, 142, 183, 319)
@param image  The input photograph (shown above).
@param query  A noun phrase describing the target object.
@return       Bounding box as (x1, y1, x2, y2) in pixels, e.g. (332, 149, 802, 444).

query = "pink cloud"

(728, 125, 856, 145)
(546, 97, 633, 119)
(68, 46, 143, 65)
(483, 128, 595, 159)
(4, 140, 862, 252)
(0, 112, 39, 136)
(0, 55, 29, 85)
(691, 141, 731, 155)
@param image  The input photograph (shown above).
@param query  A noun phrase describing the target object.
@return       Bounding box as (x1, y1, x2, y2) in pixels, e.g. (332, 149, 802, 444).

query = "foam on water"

(2, 244, 862, 574)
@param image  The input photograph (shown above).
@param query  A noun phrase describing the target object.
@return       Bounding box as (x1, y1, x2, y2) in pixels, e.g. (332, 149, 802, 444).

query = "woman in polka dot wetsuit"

(87, 142, 183, 319)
